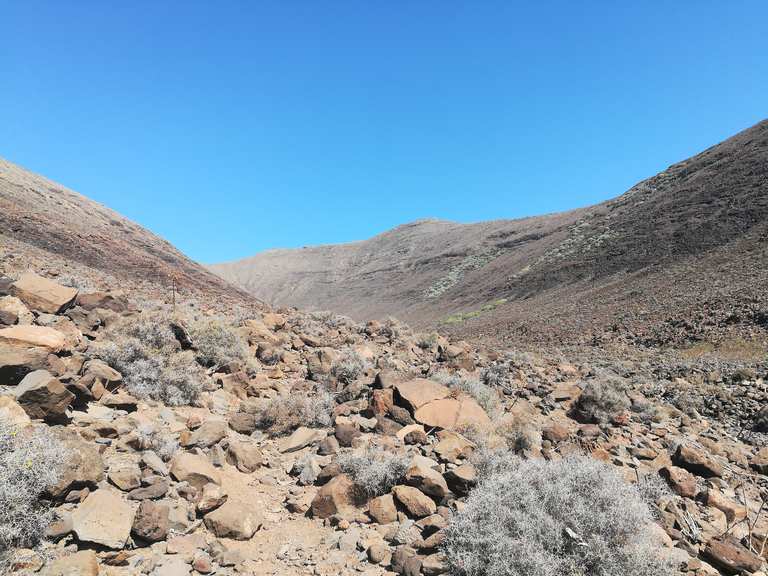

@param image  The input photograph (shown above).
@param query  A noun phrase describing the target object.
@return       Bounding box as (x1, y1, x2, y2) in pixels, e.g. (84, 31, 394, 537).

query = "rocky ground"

(1, 270, 767, 576)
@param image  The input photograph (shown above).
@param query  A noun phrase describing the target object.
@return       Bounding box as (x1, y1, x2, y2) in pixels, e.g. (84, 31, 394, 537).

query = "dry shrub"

(443, 455, 675, 576)
(188, 317, 248, 368)
(572, 373, 630, 424)
(432, 372, 500, 415)
(337, 447, 410, 497)
(331, 349, 369, 384)
(254, 391, 335, 435)
(94, 313, 204, 406)
(0, 423, 66, 571)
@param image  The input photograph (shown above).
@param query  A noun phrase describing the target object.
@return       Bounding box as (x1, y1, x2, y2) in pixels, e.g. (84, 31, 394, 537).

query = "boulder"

(109, 462, 142, 492)
(394, 379, 451, 412)
(71, 489, 136, 549)
(170, 452, 221, 490)
(197, 482, 228, 513)
(703, 538, 763, 574)
(132, 500, 170, 542)
(180, 420, 227, 448)
(414, 395, 490, 431)
(76, 291, 127, 312)
(311, 474, 363, 519)
(660, 466, 697, 498)
(674, 444, 723, 478)
(10, 272, 78, 314)
(405, 456, 450, 500)
(0, 295, 34, 325)
(368, 494, 398, 524)
(0, 325, 68, 352)
(0, 345, 49, 385)
(14, 370, 74, 422)
(278, 426, 327, 453)
(204, 498, 262, 540)
(433, 430, 475, 461)
(40, 550, 99, 576)
(392, 485, 437, 518)
(443, 463, 477, 496)
(46, 427, 104, 498)
(227, 440, 263, 473)
(0, 396, 31, 426)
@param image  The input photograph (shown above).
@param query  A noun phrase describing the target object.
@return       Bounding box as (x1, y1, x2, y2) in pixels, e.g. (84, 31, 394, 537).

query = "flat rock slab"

(170, 452, 221, 490)
(204, 498, 262, 540)
(394, 379, 451, 411)
(0, 325, 68, 352)
(40, 550, 99, 576)
(414, 395, 490, 431)
(278, 426, 327, 453)
(11, 272, 78, 314)
(71, 489, 136, 549)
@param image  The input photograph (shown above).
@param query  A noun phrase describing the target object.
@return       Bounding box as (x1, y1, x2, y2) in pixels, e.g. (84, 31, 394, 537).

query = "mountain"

(0, 158, 253, 306)
(212, 119, 768, 348)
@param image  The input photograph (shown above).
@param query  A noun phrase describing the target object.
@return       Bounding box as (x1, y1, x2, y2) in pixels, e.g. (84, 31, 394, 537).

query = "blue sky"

(2, 1, 766, 263)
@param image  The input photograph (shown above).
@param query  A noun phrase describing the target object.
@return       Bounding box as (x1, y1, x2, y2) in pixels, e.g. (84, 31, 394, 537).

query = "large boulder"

(673, 444, 723, 478)
(13, 370, 74, 422)
(278, 427, 327, 453)
(311, 474, 363, 519)
(413, 395, 490, 431)
(0, 325, 69, 352)
(394, 379, 451, 412)
(10, 272, 78, 314)
(0, 346, 49, 385)
(46, 427, 105, 498)
(404, 456, 450, 500)
(170, 452, 221, 490)
(132, 500, 170, 542)
(392, 485, 437, 518)
(71, 489, 136, 549)
(204, 498, 262, 540)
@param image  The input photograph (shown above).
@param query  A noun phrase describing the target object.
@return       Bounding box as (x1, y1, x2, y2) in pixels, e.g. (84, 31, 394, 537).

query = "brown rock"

(227, 440, 263, 473)
(369, 493, 398, 524)
(228, 412, 257, 434)
(46, 427, 104, 498)
(76, 291, 127, 312)
(414, 395, 490, 431)
(0, 325, 68, 352)
(433, 430, 475, 461)
(197, 482, 228, 513)
(335, 421, 362, 447)
(180, 420, 227, 448)
(443, 463, 477, 496)
(674, 444, 723, 478)
(71, 489, 136, 549)
(706, 489, 748, 523)
(170, 452, 221, 490)
(204, 498, 262, 540)
(405, 456, 450, 500)
(371, 388, 394, 415)
(703, 538, 763, 574)
(0, 396, 31, 426)
(132, 500, 169, 542)
(311, 474, 363, 519)
(278, 426, 327, 453)
(40, 550, 99, 576)
(0, 346, 49, 385)
(109, 463, 142, 492)
(750, 446, 768, 475)
(660, 466, 698, 498)
(14, 370, 74, 422)
(11, 272, 78, 314)
(394, 378, 451, 412)
(392, 485, 437, 518)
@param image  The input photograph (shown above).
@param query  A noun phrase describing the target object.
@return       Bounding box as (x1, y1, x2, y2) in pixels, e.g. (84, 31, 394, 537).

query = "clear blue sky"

(2, 1, 766, 263)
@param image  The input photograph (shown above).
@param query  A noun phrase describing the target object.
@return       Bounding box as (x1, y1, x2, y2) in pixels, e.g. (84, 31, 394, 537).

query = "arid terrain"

(212, 119, 768, 351)
(0, 122, 767, 576)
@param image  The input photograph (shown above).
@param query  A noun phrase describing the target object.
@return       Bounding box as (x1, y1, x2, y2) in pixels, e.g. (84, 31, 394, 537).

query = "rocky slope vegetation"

(1, 270, 767, 576)
(212, 119, 768, 348)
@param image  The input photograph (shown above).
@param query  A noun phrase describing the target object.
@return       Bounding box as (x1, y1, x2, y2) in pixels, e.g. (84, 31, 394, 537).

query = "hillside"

(0, 158, 255, 308)
(212, 119, 768, 348)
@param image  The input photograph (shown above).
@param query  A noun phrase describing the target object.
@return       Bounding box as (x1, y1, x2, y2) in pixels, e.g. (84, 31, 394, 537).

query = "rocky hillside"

(0, 158, 254, 308)
(212, 119, 768, 348)
(1, 271, 767, 575)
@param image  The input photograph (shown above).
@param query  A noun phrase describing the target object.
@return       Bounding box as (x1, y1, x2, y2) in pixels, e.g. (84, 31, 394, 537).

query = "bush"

(499, 420, 542, 453)
(188, 317, 248, 368)
(337, 447, 410, 497)
(94, 313, 204, 406)
(571, 375, 630, 424)
(0, 423, 65, 571)
(135, 423, 179, 461)
(480, 364, 508, 388)
(432, 372, 500, 415)
(443, 455, 674, 576)
(331, 349, 369, 384)
(254, 391, 335, 435)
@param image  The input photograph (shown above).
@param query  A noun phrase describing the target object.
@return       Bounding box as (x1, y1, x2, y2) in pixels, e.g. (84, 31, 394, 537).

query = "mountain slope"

(212, 119, 768, 346)
(0, 158, 254, 306)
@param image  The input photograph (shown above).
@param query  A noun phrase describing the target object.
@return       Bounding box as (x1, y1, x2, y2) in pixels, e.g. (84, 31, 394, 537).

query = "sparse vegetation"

(571, 372, 630, 424)
(188, 317, 249, 368)
(254, 391, 336, 435)
(0, 423, 65, 571)
(337, 447, 410, 497)
(444, 298, 507, 324)
(135, 423, 179, 461)
(331, 349, 369, 384)
(443, 455, 675, 576)
(94, 313, 205, 406)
